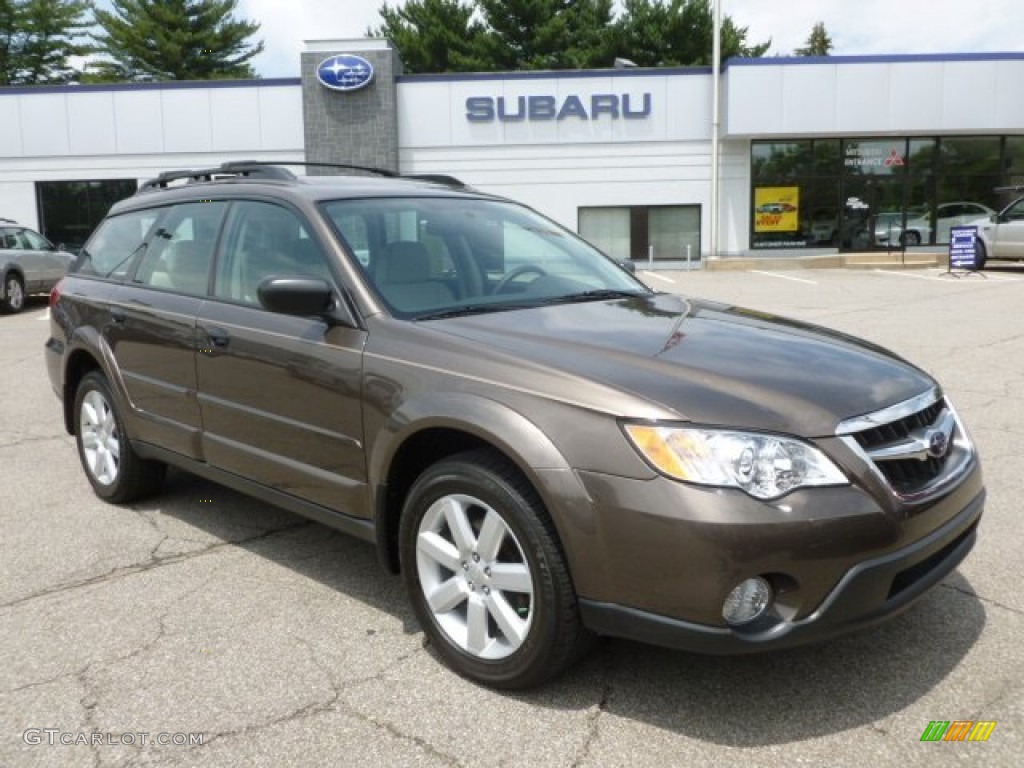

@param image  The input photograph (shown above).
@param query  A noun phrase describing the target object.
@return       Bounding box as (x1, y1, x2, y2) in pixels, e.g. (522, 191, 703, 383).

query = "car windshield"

(322, 197, 649, 319)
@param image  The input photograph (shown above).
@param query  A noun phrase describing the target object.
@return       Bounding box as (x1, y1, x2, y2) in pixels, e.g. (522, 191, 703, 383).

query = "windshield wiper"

(415, 303, 525, 321)
(532, 289, 649, 305)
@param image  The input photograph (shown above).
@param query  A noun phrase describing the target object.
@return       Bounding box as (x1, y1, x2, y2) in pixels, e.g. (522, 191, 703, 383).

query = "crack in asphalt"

(570, 645, 615, 768)
(941, 582, 1023, 617)
(0, 521, 313, 612)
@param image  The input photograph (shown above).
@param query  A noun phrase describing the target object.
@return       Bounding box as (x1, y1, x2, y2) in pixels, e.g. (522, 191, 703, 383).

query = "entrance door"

(838, 176, 908, 252)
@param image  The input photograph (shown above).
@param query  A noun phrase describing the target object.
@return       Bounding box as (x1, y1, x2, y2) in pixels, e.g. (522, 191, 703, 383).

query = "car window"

(131, 202, 227, 296)
(0, 228, 18, 250)
(1004, 199, 1024, 221)
(322, 197, 647, 319)
(214, 200, 330, 306)
(20, 229, 51, 250)
(74, 209, 163, 279)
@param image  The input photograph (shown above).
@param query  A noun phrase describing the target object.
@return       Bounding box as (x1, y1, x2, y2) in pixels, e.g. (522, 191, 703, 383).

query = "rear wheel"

(1, 273, 24, 314)
(399, 450, 592, 689)
(74, 371, 166, 503)
(903, 230, 921, 247)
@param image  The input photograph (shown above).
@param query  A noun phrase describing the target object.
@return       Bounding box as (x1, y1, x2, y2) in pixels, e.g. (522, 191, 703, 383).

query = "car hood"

(431, 293, 935, 437)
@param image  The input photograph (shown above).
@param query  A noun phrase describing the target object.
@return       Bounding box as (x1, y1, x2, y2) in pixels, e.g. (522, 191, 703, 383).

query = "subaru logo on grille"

(926, 429, 950, 459)
(316, 54, 374, 92)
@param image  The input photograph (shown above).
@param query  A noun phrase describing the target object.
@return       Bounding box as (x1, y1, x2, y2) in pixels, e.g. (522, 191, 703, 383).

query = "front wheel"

(1, 273, 25, 314)
(399, 451, 592, 689)
(902, 230, 922, 247)
(974, 239, 988, 270)
(74, 371, 166, 503)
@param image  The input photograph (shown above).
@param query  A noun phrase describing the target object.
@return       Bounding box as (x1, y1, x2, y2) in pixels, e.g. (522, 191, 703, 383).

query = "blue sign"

(316, 54, 374, 92)
(466, 93, 651, 123)
(949, 226, 979, 270)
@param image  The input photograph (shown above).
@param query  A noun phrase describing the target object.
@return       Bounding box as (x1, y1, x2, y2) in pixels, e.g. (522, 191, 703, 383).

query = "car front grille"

(837, 390, 972, 501)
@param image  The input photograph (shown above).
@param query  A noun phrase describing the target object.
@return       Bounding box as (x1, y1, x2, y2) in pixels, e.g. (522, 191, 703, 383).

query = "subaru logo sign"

(316, 54, 374, 92)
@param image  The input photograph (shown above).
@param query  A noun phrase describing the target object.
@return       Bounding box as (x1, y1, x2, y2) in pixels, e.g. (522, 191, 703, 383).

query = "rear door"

(106, 202, 228, 458)
(195, 200, 368, 514)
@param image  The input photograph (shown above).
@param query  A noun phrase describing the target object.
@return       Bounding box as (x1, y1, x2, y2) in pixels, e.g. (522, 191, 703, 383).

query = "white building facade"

(2, 42, 1022, 261)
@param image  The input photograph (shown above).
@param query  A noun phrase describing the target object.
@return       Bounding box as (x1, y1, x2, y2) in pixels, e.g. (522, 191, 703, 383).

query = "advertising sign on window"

(754, 187, 799, 233)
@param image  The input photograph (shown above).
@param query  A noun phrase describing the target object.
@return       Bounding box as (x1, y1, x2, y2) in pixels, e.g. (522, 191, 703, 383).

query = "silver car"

(973, 195, 1024, 268)
(0, 220, 75, 313)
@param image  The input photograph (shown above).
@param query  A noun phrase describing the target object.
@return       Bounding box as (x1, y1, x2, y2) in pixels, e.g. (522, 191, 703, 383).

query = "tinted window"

(76, 209, 162, 279)
(214, 201, 329, 306)
(133, 202, 227, 295)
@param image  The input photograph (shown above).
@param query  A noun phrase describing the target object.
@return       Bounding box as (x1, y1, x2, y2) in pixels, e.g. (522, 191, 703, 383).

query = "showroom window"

(36, 179, 138, 253)
(751, 136, 1023, 250)
(579, 205, 701, 262)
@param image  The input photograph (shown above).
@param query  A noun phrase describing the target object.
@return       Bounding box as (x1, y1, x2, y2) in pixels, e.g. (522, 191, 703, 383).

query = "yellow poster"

(754, 187, 800, 232)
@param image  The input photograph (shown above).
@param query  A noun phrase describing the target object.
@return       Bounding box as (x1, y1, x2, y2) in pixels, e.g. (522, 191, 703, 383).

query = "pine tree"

(88, 0, 263, 82)
(475, 0, 614, 70)
(795, 22, 833, 56)
(0, 0, 91, 85)
(612, 0, 769, 67)
(371, 0, 488, 74)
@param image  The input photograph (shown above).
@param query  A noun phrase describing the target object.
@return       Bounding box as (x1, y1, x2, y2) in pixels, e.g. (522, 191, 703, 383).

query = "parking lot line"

(750, 270, 817, 285)
(642, 271, 676, 284)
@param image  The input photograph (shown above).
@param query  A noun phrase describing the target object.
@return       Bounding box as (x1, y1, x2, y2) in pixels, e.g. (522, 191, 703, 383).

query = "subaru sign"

(466, 93, 651, 123)
(317, 54, 374, 92)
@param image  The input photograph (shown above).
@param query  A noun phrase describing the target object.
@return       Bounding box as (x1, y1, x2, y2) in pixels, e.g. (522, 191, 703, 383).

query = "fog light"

(722, 577, 773, 625)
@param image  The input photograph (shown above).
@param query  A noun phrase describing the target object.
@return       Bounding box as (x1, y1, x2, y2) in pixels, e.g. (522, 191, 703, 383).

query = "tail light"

(49, 277, 64, 309)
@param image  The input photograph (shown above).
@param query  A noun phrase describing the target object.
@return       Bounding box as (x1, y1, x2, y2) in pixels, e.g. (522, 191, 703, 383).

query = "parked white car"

(972, 195, 1024, 268)
(903, 202, 996, 245)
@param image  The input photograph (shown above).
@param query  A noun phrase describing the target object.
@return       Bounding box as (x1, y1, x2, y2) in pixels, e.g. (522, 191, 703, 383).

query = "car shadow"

(141, 468, 985, 747)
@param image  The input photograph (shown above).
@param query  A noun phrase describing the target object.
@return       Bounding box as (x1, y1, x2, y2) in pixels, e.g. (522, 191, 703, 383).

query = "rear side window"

(75, 209, 162, 279)
(133, 202, 228, 295)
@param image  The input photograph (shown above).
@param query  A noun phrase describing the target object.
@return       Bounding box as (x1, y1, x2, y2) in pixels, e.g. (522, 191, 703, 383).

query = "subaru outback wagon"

(46, 162, 984, 689)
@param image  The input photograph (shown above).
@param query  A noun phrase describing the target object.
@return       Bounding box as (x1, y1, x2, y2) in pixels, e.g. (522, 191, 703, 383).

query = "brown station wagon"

(45, 162, 984, 689)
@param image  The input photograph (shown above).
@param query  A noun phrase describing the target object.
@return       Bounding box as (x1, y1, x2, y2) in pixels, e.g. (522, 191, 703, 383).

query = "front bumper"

(578, 487, 983, 653)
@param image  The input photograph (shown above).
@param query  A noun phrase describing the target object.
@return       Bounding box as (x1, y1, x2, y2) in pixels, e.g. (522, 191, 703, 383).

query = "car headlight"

(623, 424, 847, 500)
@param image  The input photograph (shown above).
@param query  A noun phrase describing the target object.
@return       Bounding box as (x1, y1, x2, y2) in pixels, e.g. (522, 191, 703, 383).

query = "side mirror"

(258, 276, 354, 325)
(619, 259, 636, 274)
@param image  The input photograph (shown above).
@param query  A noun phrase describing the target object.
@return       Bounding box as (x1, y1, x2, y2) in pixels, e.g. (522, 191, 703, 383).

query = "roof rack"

(137, 160, 470, 194)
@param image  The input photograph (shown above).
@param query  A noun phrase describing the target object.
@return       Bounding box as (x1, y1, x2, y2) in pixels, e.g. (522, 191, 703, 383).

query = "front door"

(195, 200, 368, 515)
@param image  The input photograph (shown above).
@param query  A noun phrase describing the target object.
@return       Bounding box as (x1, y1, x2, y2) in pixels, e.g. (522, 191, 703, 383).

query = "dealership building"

(1, 39, 1023, 262)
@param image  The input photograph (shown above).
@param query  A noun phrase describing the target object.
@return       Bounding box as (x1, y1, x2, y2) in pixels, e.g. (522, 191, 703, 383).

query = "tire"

(903, 230, 921, 247)
(1, 272, 25, 314)
(974, 239, 988, 270)
(73, 371, 166, 503)
(399, 450, 592, 689)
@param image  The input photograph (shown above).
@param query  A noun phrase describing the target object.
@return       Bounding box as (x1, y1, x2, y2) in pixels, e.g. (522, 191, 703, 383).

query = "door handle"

(202, 326, 231, 349)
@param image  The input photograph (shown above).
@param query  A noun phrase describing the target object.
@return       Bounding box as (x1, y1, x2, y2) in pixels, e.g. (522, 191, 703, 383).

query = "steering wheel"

(493, 265, 548, 295)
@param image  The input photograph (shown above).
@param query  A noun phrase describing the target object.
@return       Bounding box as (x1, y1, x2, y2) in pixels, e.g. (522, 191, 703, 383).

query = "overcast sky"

(240, 0, 1024, 77)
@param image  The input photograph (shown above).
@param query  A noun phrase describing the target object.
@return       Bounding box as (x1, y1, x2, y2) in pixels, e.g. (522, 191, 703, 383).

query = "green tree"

(475, 0, 615, 70)
(795, 21, 832, 56)
(0, 0, 92, 85)
(612, 0, 769, 67)
(88, 0, 263, 82)
(370, 0, 488, 73)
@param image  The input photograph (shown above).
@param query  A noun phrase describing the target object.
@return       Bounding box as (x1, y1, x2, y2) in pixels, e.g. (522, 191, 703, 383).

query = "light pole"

(710, 0, 722, 260)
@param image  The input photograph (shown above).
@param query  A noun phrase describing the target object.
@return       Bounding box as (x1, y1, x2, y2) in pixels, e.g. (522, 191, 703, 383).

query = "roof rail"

(994, 185, 1024, 194)
(137, 160, 471, 193)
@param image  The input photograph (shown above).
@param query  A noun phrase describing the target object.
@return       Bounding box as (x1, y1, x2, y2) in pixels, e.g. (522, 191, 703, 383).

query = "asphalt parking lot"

(1, 264, 1021, 768)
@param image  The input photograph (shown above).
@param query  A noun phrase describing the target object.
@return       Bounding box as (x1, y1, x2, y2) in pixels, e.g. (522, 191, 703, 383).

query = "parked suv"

(46, 162, 984, 689)
(1, 219, 74, 313)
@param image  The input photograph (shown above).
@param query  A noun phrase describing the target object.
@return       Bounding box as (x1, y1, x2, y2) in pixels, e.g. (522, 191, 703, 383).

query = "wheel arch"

(369, 393, 580, 574)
